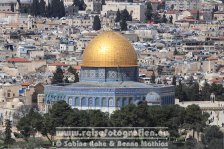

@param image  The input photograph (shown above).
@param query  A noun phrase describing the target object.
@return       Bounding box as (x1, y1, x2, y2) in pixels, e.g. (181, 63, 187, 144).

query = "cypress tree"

(150, 71, 156, 84)
(169, 15, 173, 24)
(145, 2, 153, 21)
(115, 9, 121, 22)
(11, 3, 14, 12)
(172, 76, 176, 86)
(60, 0, 66, 18)
(196, 10, 200, 20)
(162, 14, 167, 23)
(93, 15, 101, 31)
(47, 3, 52, 17)
(39, 0, 46, 17)
(4, 120, 14, 145)
(31, 0, 39, 16)
(120, 19, 127, 31)
(52, 66, 64, 84)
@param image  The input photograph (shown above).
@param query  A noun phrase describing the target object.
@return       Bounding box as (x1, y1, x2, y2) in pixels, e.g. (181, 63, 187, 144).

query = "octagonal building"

(44, 31, 175, 113)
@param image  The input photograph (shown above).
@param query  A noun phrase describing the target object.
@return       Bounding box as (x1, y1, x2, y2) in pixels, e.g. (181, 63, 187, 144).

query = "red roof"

(190, 9, 202, 14)
(7, 57, 30, 63)
(48, 62, 69, 66)
(167, 10, 176, 14)
(21, 82, 31, 86)
(73, 65, 81, 70)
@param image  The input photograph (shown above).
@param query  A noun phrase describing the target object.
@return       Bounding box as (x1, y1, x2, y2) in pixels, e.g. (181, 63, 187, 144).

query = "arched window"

(129, 97, 134, 104)
(88, 98, 93, 107)
(116, 98, 122, 107)
(109, 98, 113, 107)
(81, 97, 87, 107)
(123, 97, 128, 106)
(102, 98, 107, 107)
(95, 97, 100, 107)
(68, 97, 73, 106)
(75, 97, 80, 106)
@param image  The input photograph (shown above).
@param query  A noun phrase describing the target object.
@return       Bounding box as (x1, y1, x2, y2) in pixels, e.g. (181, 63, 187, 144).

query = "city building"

(101, 2, 146, 22)
(43, 31, 175, 113)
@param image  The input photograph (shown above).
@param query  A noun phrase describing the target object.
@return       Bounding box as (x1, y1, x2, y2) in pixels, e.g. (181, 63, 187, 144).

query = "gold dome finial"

(81, 31, 137, 67)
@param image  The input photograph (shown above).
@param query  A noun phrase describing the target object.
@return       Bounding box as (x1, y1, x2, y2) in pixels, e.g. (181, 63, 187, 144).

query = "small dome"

(17, 102, 24, 107)
(13, 98, 20, 103)
(146, 92, 161, 105)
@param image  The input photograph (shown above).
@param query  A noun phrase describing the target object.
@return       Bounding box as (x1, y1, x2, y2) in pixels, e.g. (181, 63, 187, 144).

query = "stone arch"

(88, 97, 94, 107)
(108, 98, 114, 107)
(102, 97, 107, 107)
(75, 97, 80, 106)
(81, 97, 87, 107)
(95, 97, 100, 107)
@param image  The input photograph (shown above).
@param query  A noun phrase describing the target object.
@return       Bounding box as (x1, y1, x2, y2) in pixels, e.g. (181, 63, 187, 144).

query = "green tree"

(169, 15, 173, 24)
(92, 15, 101, 31)
(47, 3, 52, 17)
(200, 81, 211, 100)
(59, 0, 66, 18)
(153, 12, 161, 23)
(115, 9, 121, 22)
(73, 0, 86, 10)
(184, 105, 209, 138)
(162, 14, 167, 23)
(120, 19, 127, 31)
(184, 137, 197, 149)
(196, 10, 200, 20)
(150, 71, 156, 83)
(31, 0, 39, 16)
(157, 65, 163, 75)
(89, 110, 109, 127)
(202, 126, 223, 148)
(4, 120, 15, 145)
(11, 3, 15, 12)
(121, 9, 132, 21)
(39, 0, 46, 16)
(210, 83, 223, 96)
(40, 101, 73, 143)
(68, 66, 79, 83)
(50, 0, 65, 18)
(172, 76, 176, 86)
(52, 66, 64, 84)
(145, 2, 153, 21)
(16, 108, 43, 142)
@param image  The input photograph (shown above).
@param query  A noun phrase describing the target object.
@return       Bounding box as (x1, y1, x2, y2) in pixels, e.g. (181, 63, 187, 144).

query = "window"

(81, 97, 87, 107)
(102, 98, 107, 107)
(75, 97, 80, 106)
(123, 97, 128, 106)
(116, 98, 122, 107)
(68, 97, 73, 105)
(95, 98, 100, 107)
(88, 98, 93, 107)
(109, 98, 113, 107)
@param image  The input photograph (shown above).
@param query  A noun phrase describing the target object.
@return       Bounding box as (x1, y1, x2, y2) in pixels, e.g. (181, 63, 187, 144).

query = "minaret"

(15, 1, 20, 25)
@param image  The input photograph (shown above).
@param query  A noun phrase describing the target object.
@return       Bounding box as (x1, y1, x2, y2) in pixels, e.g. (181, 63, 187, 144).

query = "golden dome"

(81, 31, 137, 67)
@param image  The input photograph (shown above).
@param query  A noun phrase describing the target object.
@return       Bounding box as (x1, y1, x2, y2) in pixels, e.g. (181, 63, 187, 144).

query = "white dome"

(17, 102, 24, 107)
(13, 98, 20, 103)
(146, 92, 161, 105)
